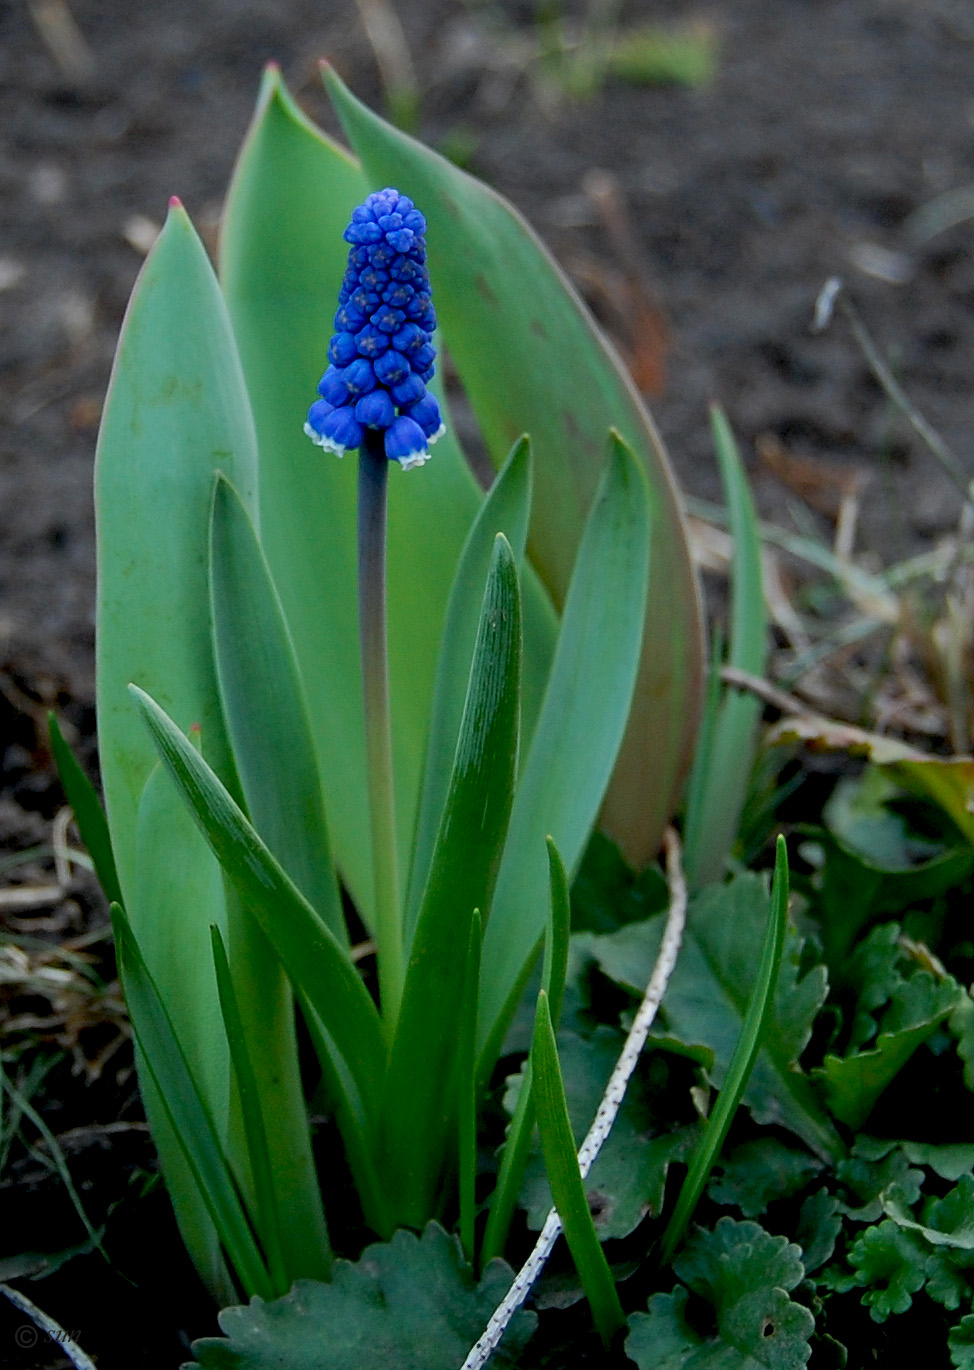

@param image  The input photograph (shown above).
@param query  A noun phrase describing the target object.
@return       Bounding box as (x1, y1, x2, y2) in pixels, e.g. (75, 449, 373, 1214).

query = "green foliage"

(585, 872, 840, 1159)
(186, 1224, 535, 1370)
(627, 1218, 814, 1369)
(709, 1141, 824, 1219)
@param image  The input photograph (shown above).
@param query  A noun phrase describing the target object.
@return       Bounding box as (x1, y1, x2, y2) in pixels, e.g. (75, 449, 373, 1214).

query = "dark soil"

(1, 0, 973, 1365)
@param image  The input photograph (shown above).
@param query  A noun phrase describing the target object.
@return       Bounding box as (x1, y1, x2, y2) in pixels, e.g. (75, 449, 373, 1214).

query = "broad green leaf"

(186, 1223, 536, 1370)
(587, 872, 841, 1160)
(111, 904, 272, 1301)
(843, 1220, 929, 1321)
(96, 201, 257, 900)
(709, 1140, 823, 1219)
(683, 408, 767, 888)
(380, 534, 521, 1226)
(220, 69, 486, 925)
(405, 435, 537, 944)
(458, 911, 482, 1264)
(209, 474, 344, 942)
(482, 837, 575, 1265)
(531, 992, 626, 1343)
(796, 1190, 843, 1275)
(661, 838, 791, 1263)
(901, 1142, 974, 1183)
(515, 1024, 695, 1242)
(130, 686, 386, 1115)
(835, 1138, 924, 1222)
(322, 65, 704, 869)
(48, 714, 122, 908)
(210, 926, 292, 1295)
(570, 831, 669, 935)
(478, 433, 652, 1074)
(627, 1218, 813, 1369)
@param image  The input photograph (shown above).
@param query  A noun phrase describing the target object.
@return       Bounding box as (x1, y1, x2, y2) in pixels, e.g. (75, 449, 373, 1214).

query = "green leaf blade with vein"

(209, 473, 345, 942)
(186, 1223, 536, 1370)
(322, 66, 704, 869)
(587, 872, 842, 1160)
(48, 714, 122, 908)
(220, 69, 486, 926)
(477, 433, 652, 1075)
(129, 685, 386, 1118)
(381, 533, 521, 1226)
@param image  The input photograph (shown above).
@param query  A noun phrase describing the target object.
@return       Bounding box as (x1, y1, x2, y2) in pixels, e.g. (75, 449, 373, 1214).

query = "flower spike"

(304, 188, 444, 469)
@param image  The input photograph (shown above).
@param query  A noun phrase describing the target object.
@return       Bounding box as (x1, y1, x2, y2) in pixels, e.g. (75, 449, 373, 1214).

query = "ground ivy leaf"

(627, 1217, 813, 1369)
(845, 1220, 928, 1322)
(511, 1026, 695, 1239)
(883, 1175, 974, 1251)
(587, 873, 839, 1159)
(901, 1142, 974, 1182)
(949, 991, 974, 1091)
(184, 1224, 535, 1370)
(708, 1139, 823, 1218)
(949, 1314, 974, 1369)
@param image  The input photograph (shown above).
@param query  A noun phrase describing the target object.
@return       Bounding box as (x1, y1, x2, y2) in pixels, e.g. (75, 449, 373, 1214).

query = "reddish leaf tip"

(168, 195, 183, 209)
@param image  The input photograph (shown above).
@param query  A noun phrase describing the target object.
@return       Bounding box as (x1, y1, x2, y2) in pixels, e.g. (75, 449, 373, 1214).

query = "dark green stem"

(358, 431, 403, 1025)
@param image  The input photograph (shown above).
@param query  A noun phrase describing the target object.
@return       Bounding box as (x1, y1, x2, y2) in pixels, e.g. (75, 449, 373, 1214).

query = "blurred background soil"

(1, 0, 973, 1363)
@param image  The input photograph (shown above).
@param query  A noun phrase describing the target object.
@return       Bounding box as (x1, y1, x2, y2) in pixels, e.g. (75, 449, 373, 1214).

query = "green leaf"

(209, 927, 292, 1296)
(186, 1223, 536, 1370)
(587, 872, 841, 1160)
(834, 1138, 924, 1222)
(111, 904, 272, 1301)
(901, 1142, 974, 1183)
(478, 433, 652, 1075)
(627, 1217, 814, 1369)
(515, 1025, 694, 1242)
(662, 838, 792, 1264)
(481, 837, 575, 1266)
(380, 534, 521, 1226)
(570, 832, 669, 935)
(209, 473, 345, 942)
(883, 1175, 974, 1251)
(709, 1140, 823, 1219)
(531, 992, 626, 1343)
(47, 714, 122, 908)
(220, 70, 487, 926)
(949, 1314, 974, 1369)
(844, 1220, 928, 1322)
(817, 959, 963, 1129)
(405, 435, 538, 944)
(951, 992, 974, 1090)
(321, 64, 704, 872)
(795, 1190, 843, 1276)
(683, 407, 767, 888)
(96, 200, 256, 900)
(129, 685, 386, 1116)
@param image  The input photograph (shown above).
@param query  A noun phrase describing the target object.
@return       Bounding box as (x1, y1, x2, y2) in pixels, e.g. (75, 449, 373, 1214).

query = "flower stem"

(358, 430, 403, 1025)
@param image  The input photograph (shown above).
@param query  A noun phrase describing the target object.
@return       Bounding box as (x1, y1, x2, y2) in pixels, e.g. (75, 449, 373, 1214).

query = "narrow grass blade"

(323, 66, 705, 867)
(209, 926, 293, 1294)
(47, 714, 122, 908)
(482, 837, 572, 1266)
(459, 912, 483, 1265)
(209, 474, 345, 942)
(111, 903, 273, 1299)
(477, 434, 651, 1077)
(129, 685, 386, 1117)
(405, 435, 535, 946)
(532, 991, 626, 1344)
(380, 534, 521, 1225)
(683, 406, 767, 887)
(660, 836, 791, 1265)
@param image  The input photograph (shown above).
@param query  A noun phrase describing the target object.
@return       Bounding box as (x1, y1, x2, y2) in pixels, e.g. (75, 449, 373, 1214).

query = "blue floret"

(305, 189, 444, 469)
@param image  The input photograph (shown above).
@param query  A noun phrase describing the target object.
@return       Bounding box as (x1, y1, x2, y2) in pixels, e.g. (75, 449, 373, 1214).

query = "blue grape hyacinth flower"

(304, 187, 445, 471)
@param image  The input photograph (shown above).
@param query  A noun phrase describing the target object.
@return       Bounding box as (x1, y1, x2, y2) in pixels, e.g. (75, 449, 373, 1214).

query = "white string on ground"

(0, 1282, 98, 1370)
(460, 827, 689, 1370)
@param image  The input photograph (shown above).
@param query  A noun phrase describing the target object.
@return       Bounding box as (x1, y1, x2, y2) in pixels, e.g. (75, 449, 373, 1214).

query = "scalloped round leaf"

(949, 1314, 974, 1369)
(627, 1218, 813, 1369)
(185, 1224, 535, 1370)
